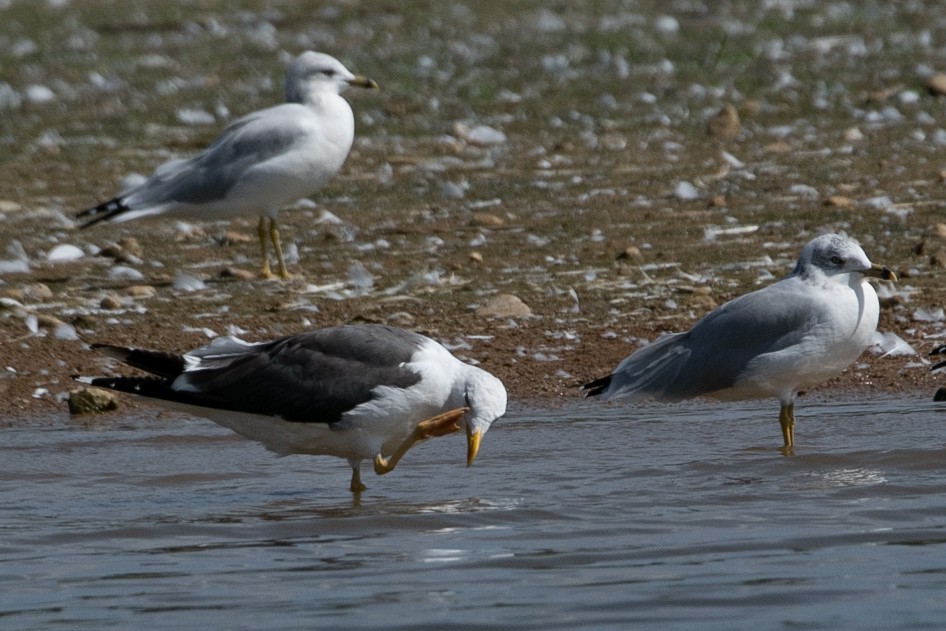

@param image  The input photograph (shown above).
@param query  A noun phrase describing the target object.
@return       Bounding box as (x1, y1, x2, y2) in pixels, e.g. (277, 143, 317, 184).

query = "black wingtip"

(579, 374, 612, 399)
(929, 345, 946, 372)
(76, 197, 129, 229)
(90, 344, 186, 380)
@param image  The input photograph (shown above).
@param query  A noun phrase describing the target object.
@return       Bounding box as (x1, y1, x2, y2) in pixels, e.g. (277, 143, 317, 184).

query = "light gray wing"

(124, 104, 311, 207)
(606, 280, 817, 401)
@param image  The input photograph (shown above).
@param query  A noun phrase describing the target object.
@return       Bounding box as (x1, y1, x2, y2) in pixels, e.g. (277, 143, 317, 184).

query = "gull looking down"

(75, 324, 507, 494)
(76, 51, 378, 279)
(581, 233, 897, 452)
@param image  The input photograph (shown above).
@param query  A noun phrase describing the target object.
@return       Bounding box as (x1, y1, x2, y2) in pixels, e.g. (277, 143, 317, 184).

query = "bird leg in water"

(257, 217, 291, 279)
(779, 402, 795, 455)
(374, 407, 469, 475)
(349, 462, 367, 494)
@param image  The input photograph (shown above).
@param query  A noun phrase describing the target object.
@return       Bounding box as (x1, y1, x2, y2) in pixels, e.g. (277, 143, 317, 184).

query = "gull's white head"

(793, 233, 896, 282)
(461, 368, 508, 467)
(285, 51, 378, 104)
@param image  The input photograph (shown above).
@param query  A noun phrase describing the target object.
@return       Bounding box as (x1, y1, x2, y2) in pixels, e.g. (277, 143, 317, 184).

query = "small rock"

(927, 223, 946, 239)
(472, 212, 505, 228)
(457, 123, 507, 146)
(765, 140, 792, 153)
(217, 230, 253, 245)
(709, 195, 727, 208)
(22, 283, 53, 302)
(824, 195, 853, 208)
(99, 243, 133, 264)
(126, 285, 157, 298)
(100, 294, 123, 309)
(476, 294, 532, 318)
(220, 267, 256, 280)
(469, 251, 483, 263)
(118, 236, 144, 257)
(107, 265, 145, 281)
(0, 200, 22, 213)
(68, 387, 120, 415)
(36, 314, 67, 329)
(674, 181, 700, 201)
(47, 244, 84, 261)
(931, 249, 946, 267)
(844, 127, 864, 142)
(616, 246, 643, 262)
(173, 272, 206, 292)
(707, 103, 740, 141)
(926, 73, 946, 96)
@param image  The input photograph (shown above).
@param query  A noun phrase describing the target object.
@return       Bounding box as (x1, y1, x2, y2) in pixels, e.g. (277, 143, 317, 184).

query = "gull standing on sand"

(581, 233, 897, 452)
(76, 51, 378, 279)
(75, 324, 507, 494)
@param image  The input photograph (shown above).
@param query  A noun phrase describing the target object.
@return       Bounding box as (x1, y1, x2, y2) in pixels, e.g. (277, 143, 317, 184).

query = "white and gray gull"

(75, 324, 507, 493)
(76, 51, 377, 279)
(581, 233, 896, 452)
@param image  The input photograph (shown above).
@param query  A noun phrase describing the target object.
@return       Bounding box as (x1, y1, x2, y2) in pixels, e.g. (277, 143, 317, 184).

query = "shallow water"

(2, 399, 946, 630)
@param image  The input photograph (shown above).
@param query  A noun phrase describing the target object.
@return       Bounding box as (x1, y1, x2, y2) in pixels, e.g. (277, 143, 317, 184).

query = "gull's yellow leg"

(257, 216, 276, 279)
(374, 407, 468, 475)
(268, 217, 291, 279)
(779, 402, 795, 455)
(350, 463, 366, 494)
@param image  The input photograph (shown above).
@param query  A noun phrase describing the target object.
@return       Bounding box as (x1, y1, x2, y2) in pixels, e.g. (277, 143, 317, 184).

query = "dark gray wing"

(604, 281, 816, 401)
(171, 325, 426, 423)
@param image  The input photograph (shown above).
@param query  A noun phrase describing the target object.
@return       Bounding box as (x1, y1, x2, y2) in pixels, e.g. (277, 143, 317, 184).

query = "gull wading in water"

(75, 324, 507, 493)
(581, 233, 897, 452)
(76, 51, 378, 279)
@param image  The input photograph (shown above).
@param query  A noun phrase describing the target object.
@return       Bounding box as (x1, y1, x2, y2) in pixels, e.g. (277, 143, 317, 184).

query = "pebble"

(930, 249, 946, 268)
(173, 272, 207, 292)
(926, 73, 946, 96)
(927, 223, 946, 239)
(461, 124, 507, 146)
(99, 243, 143, 265)
(476, 294, 532, 318)
(100, 294, 123, 309)
(68, 387, 120, 415)
(220, 267, 256, 280)
(707, 103, 740, 141)
(616, 246, 643, 262)
(22, 283, 53, 302)
(674, 181, 700, 201)
(47, 244, 84, 261)
(126, 285, 157, 298)
(472, 212, 505, 228)
(0, 200, 23, 213)
(107, 266, 145, 281)
(824, 195, 853, 208)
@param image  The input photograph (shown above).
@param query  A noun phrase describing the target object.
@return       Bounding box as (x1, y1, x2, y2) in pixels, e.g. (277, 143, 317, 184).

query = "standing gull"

(581, 234, 896, 452)
(76, 51, 378, 279)
(75, 324, 507, 493)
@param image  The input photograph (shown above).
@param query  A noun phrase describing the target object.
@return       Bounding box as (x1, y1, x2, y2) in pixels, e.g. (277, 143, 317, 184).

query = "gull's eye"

(829, 255, 844, 265)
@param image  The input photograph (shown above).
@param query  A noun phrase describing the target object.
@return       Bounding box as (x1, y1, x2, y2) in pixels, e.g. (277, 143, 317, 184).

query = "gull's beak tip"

(466, 427, 482, 467)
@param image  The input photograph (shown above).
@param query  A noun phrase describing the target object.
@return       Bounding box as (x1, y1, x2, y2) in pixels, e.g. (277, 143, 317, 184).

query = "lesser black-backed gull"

(581, 234, 896, 452)
(76, 51, 378, 279)
(75, 324, 507, 493)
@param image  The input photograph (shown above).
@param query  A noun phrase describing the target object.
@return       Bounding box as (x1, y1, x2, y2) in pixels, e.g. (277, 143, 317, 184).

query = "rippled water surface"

(3, 399, 946, 630)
